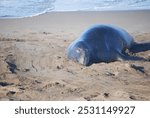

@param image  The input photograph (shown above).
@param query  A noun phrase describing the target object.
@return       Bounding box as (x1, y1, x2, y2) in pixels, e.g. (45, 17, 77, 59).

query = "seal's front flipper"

(130, 42, 150, 53)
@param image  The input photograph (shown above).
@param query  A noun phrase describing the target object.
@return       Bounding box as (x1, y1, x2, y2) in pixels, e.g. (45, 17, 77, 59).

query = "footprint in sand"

(84, 94, 99, 101)
(5, 55, 19, 74)
(43, 81, 66, 89)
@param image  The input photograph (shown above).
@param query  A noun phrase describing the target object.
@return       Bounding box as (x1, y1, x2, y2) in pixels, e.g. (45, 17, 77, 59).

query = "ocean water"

(54, 0, 150, 11)
(0, 0, 55, 18)
(0, 0, 150, 18)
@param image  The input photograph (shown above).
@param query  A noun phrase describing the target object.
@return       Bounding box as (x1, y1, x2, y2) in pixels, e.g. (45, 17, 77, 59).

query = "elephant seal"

(67, 24, 148, 66)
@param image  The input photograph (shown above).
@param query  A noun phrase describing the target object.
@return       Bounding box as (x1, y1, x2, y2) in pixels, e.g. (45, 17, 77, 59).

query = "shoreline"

(0, 8, 150, 19)
(0, 10, 150, 101)
(1, 9, 150, 19)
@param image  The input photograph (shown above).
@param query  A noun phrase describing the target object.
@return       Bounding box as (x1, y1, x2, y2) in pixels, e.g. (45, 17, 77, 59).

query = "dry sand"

(0, 10, 150, 101)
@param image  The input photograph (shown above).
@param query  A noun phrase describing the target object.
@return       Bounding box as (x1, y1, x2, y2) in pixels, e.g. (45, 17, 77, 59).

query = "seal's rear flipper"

(130, 42, 150, 53)
(118, 52, 147, 61)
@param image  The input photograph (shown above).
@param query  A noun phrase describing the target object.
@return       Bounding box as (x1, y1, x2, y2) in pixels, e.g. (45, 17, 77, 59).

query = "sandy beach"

(0, 10, 150, 101)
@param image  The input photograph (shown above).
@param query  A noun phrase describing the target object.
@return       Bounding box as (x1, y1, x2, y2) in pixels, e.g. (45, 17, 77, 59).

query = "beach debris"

(84, 97, 91, 101)
(42, 32, 51, 35)
(31, 60, 38, 72)
(84, 94, 99, 101)
(105, 71, 119, 77)
(0, 82, 14, 87)
(103, 92, 110, 98)
(23, 69, 30, 72)
(6, 91, 16, 96)
(129, 95, 136, 100)
(130, 64, 146, 75)
(105, 72, 115, 76)
(56, 65, 63, 70)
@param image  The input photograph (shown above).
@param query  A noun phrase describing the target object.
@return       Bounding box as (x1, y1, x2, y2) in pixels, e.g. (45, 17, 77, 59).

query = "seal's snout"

(75, 48, 89, 66)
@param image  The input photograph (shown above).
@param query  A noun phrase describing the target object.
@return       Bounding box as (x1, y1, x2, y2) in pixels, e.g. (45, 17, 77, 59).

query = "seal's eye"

(76, 49, 80, 53)
(76, 48, 82, 53)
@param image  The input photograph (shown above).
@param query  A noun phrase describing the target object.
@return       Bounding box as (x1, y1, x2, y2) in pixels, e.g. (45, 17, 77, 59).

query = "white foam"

(52, 0, 150, 11)
(0, 0, 150, 19)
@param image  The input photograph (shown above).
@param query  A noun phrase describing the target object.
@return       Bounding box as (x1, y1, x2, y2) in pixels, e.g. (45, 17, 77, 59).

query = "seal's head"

(67, 41, 90, 66)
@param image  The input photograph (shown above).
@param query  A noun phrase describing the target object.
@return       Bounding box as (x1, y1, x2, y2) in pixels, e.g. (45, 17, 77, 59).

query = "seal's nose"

(67, 41, 90, 66)
(76, 48, 85, 65)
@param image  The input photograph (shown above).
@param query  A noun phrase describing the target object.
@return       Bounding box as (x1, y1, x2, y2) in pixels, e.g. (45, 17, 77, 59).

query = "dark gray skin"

(67, 24, 150, 66)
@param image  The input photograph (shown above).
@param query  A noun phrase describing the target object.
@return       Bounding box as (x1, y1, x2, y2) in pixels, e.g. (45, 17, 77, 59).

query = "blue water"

(0, 0, 150, 18)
